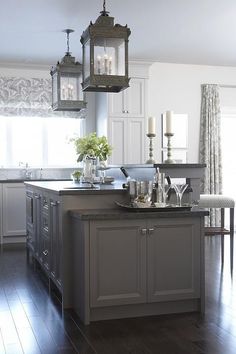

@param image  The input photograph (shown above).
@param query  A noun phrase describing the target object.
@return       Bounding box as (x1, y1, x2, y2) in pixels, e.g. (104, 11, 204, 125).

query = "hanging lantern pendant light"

(50, 29, 86, 111)
(80, 0, 131, 92)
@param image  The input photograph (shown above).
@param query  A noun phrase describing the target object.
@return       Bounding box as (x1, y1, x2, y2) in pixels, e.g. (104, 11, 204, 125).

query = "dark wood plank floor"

(1, 236, 236, 354)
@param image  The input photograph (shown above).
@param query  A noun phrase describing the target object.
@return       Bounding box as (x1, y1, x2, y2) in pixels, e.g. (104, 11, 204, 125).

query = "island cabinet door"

(90, 219, 147, 308)
(146, 217, 201, 303)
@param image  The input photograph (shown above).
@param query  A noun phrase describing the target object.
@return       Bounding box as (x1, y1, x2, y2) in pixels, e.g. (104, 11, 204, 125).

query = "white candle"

(166, 110, 173, 134)
(61, 85, 65, 100)
(108, 56, 112, 75)
(104, 54, 108, 75)
(148, 116, 156, 134)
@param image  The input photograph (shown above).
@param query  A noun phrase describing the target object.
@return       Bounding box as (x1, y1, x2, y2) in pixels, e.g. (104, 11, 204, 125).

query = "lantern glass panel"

(52, 72, 58, 104)
(60, 75, 79, 101)
(84, 39, 91, 80)
(94, 38, 125, 76)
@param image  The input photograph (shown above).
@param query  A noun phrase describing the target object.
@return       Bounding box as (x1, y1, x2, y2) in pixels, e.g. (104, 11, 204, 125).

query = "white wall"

(148, 62, 236, 163)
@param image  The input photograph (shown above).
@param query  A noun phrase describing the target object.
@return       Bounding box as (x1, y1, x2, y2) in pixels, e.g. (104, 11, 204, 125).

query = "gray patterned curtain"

(0, 76, 85, 118)
(199, 84, 222, 226)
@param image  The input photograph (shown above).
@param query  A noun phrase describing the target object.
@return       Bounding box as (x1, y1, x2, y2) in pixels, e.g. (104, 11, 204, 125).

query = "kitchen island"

(25, 163, 208, 324)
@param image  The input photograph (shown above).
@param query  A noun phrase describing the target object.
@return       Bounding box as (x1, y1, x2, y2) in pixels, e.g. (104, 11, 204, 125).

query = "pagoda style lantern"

(80, 0, 131, 92)
(50, 29, 86, 111)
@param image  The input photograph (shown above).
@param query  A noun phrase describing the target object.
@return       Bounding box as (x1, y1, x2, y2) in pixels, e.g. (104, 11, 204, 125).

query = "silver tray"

(115, 201, 192, 212)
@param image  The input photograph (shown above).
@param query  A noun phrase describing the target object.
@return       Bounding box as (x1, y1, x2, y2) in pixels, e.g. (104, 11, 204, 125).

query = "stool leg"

(230, 208, 234, 272)
(221, 208, 225, 265)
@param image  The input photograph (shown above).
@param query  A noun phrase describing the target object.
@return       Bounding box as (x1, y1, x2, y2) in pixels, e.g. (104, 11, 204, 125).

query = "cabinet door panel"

(147, 218, 200, 302)
(127, 78, 144, 117)
(108, 118, 126, 164)
(90, 219, 147, 307)
(108, 78, 145, 118)
(109, 91, 124, 117)
(2, 183, 26, 236)
(127, 118, 145, 164)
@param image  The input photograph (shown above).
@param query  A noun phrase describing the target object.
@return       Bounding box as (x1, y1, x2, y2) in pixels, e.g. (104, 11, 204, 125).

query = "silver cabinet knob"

(140, 228, 147, 235)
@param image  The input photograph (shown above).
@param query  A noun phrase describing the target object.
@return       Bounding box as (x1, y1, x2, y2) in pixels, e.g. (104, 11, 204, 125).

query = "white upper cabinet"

(95, 63, 150, 165)
(108, 78, 145, 118)
(108, 117, 145, 165)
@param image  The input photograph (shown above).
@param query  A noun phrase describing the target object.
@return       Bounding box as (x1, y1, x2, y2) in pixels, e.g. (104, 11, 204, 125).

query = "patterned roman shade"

(0, 76, 86, 118)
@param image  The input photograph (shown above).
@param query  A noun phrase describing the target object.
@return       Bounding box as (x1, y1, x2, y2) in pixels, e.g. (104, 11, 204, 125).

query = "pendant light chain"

(66, 31, 70, 54)
(63, 29, 74, 56)
(100, 0, 109, 16)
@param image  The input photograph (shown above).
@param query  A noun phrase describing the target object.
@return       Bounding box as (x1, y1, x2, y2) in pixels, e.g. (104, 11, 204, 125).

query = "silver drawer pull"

(43, 250, 48, 256)
(50, 201, 58, 207)
(140, 228, 147, 235)
(35, 195, 41, 199)
(148, 228, 154, 234)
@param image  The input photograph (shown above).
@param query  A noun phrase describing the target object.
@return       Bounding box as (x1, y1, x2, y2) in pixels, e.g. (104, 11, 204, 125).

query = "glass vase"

(82, 158, 96, 182)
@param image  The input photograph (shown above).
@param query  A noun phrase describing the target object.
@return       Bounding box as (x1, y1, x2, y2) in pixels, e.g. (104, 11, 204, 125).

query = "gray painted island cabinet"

(26, 188, 62, 290)
(70, 210, 206, 325)
(24, 168, 207, 325)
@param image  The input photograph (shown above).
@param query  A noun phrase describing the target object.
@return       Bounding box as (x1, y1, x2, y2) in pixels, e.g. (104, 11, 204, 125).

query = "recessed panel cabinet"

(26, 188, 62, 291)
(109, 78, 145, 118)
(96, 75, 147, 165)
(147, 219, 200, 302)
(90, 219, 147, 308)
(108, 117, 145, 165)
(2, 183, 26, 237)
(89, 218, 201, 309)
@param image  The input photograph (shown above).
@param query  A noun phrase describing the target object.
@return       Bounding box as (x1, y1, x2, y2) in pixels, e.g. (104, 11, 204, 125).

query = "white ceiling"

(1, 0, 236, 67)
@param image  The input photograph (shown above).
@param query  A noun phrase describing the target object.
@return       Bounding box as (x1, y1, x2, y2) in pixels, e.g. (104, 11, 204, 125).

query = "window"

(221, 108, 236, 199)
(0, 116, 84, 167)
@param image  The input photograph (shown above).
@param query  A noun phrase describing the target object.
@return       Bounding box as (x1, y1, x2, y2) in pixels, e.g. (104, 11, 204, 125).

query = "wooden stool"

(199, 194, 235, 269)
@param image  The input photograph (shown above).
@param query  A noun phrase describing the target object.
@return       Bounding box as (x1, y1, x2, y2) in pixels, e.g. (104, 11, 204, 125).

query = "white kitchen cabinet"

(108, 78, 145, 118)
(96, 65, 149, 165)
(2, 183, 26, 237)
(108, 117, 145, 164)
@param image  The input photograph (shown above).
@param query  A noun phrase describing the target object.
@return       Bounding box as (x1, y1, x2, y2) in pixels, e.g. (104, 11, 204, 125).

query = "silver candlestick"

(164, 132, 175, 163)
(146, 133, 156, 164)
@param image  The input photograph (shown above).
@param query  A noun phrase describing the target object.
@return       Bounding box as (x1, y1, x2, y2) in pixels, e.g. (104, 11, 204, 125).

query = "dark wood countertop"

(24, 180, 127, 195)
(69, 207, 209, 221)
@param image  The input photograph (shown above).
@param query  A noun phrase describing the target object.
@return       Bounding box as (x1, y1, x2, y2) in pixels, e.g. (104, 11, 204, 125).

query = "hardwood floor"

(0, 236, 236, 354)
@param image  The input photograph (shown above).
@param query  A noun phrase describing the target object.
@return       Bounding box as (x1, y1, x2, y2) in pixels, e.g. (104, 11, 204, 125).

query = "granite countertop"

(69, 207, 209, 221)
(24, 180, 127, 195)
